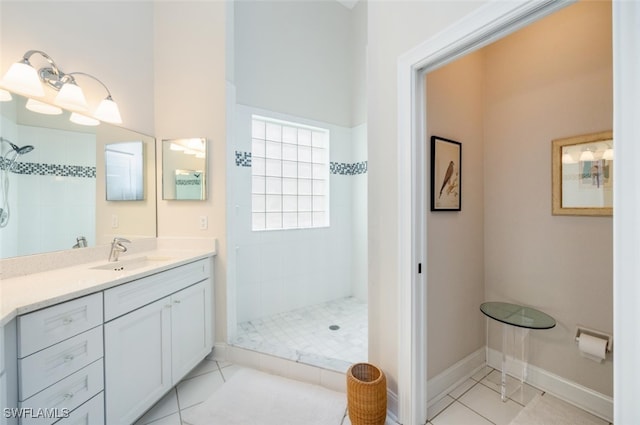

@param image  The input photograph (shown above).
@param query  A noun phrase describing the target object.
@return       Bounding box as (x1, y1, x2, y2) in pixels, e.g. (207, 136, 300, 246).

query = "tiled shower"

(228, 103, 368, 371)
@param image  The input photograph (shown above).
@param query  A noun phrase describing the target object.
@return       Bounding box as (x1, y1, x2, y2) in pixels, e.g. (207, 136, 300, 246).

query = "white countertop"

(0, 248, 216, 327)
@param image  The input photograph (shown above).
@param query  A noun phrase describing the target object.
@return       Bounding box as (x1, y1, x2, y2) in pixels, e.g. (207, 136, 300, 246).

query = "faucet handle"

(113, 237, 131, 245)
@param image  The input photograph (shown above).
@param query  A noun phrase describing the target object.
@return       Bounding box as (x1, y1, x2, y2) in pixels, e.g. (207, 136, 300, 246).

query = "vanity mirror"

(0, 92, 157, 259)
(162, 138, 207, 200)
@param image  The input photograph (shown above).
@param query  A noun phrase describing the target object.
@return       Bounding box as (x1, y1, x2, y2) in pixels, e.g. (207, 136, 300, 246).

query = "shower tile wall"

(10, 125, 95, 257)
(229, 105, 367, 327)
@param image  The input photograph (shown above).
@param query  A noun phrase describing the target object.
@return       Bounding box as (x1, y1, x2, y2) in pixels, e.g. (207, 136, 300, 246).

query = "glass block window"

(251, 115, 330, 231)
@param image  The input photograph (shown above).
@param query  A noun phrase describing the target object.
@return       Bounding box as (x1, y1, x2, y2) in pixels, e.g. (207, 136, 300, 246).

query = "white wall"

(153, 1, 228, 341)
(234, 0, 355, 128)
(230, 1, 368, 327)
(367, 0, 485, 394)
(231, 105, 357, 323)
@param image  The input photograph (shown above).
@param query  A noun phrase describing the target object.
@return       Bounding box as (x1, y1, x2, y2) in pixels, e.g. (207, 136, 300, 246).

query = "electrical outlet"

(199, 215, 208, 230)
(111, 214, 119, 228)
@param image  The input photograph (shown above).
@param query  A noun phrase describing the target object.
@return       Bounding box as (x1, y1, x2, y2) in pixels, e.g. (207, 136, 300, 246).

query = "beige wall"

(153, 2, 228, 342)
(425, 50, 486, 378)
(483, 0, 613, 396)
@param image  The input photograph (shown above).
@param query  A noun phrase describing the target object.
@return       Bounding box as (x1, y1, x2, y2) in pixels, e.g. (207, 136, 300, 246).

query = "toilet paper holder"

(575, 326, 613, 352)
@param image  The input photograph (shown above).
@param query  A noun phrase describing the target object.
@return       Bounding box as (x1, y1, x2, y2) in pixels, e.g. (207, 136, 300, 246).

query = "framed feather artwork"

(430, 136, 461, 211)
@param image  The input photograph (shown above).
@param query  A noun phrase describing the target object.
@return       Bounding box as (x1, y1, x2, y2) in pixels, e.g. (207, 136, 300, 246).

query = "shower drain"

(329, 325, 340, 331)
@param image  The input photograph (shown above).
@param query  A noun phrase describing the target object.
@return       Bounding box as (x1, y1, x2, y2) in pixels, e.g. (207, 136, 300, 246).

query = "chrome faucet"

(109, 237, 131, 262)
(72, 236, 88, 249)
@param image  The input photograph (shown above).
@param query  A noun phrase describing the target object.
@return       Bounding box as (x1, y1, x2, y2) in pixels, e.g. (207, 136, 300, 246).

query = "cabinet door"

(104, 298, 171, 425)
(171, 280, 212, 384)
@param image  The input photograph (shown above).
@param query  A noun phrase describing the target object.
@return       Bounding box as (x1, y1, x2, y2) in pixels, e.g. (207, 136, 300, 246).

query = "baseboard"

(487, 347, 613, 422)
(427, 347, 487, 407)
(387, 388, 399, 422)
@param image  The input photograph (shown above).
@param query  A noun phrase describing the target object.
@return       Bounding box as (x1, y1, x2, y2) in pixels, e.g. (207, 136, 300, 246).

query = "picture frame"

(431, 135, 461, 211)
(551, 130, 613, 216)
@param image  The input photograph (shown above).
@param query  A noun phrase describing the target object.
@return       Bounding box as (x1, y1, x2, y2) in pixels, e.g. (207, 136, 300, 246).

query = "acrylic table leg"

(501, 323, 508, 401)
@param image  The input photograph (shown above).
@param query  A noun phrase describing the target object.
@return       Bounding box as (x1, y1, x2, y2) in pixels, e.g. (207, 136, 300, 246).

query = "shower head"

(0, 137, 34, 156)
(15, 145, 34, 155)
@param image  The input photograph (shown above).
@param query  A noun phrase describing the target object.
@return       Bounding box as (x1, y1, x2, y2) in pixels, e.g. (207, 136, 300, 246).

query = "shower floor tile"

(231, 297, 368, 371)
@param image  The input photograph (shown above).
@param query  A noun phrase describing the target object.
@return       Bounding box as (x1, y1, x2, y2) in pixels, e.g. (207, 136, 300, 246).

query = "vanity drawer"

(54, 392, 104, 425)
(104, 258, 210, 321)
(19, 360, 103, 425)
(18, 293, 103, 358)
(19, 326, 103, 401)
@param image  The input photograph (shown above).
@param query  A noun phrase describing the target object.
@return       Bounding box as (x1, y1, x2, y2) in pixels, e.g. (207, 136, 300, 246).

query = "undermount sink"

(91, 255, 173, 272)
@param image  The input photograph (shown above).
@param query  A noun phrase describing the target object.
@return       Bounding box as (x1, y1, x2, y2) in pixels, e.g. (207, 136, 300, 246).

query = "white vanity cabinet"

(16, 293, 104, 425)
(104, 259, 212, 425)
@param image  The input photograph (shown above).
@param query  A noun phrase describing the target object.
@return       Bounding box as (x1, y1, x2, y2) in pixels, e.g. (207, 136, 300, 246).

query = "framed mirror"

(552, 130, 613, 216)
(105, 141, 145, 201)
(162, 138, 207, 200)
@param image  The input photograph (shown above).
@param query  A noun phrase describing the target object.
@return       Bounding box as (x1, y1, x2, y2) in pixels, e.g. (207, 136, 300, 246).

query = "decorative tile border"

(235, 151, 252, 167)
(330, 161, 368, 175)
(0, 159, 96, 178)
(234, 151, 367, 175)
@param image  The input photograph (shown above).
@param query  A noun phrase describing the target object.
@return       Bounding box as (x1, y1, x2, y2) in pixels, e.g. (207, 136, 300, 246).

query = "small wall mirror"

(162, 138, 207, 200)
(105, 141, 145, 201)
(552, 130, 613, 216)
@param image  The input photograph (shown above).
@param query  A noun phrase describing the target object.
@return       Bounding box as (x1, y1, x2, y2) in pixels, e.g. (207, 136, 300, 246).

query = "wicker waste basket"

(346, 362, 387, 425)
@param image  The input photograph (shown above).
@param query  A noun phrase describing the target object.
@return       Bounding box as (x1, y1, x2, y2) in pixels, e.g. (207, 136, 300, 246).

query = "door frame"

(396, 1, 580, 423)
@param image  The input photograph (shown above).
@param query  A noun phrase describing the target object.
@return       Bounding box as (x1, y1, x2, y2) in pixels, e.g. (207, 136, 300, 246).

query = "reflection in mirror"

(105, 141, 144, 201)
(0, 91, 157, 259)
(162, 138, 207, 200)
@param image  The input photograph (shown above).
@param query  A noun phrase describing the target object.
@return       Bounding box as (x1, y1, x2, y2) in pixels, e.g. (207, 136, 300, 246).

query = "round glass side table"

(480, 301, 556, 401)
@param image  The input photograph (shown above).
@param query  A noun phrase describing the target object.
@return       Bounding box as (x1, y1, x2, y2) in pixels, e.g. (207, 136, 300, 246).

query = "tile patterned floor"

(230, 296, 368, 372)
(135, 359, 609, 425)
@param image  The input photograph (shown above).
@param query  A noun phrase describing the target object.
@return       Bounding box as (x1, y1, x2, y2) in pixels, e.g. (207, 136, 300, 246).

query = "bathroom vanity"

(0, 247, 215, 425)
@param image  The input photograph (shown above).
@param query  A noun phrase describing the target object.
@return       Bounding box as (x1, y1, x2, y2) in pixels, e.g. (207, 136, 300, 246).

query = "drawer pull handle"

(64, 354, 75, 363)
(64, 393, 74, 400)
(62, 317, 74, 325)
(165, 304, 172, 309)
(174, 300, 181, 304)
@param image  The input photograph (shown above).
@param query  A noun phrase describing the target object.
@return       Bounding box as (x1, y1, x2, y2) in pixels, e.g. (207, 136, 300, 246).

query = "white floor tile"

(183, 359, 219, 380)
(459, 383, 523, 425)
(220, 364, 247, 382)
(143, 412, 181, 425)
(428, 395, 455, 421)
(176, 369, 225, 409)
(472, 366, 494, 382)
(449, 378, 477, 399)
(431, 401, 494, 425)
(133, 389, 179, 425)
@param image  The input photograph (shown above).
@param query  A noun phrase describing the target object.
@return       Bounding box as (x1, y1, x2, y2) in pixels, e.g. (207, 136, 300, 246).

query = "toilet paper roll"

(578, 333, 607, 363)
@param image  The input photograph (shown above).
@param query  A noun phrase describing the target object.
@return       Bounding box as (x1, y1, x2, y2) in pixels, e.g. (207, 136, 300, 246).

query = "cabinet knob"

(62, 317, 74, 325)
(174, 300, 181, 304)
(64, 393, 74, 400)
(64, 354, 75, 363)
(164, 304, 172, 309)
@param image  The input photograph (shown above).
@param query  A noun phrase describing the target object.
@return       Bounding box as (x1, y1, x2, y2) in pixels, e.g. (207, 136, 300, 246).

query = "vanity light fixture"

(25, 98, 62, 115)
(0, 50, 122, 125)
(602, 147, 614, 161)
(561, 152, 576, 164)
(70, 112, 100, 126)
(0, 89, 12, 102)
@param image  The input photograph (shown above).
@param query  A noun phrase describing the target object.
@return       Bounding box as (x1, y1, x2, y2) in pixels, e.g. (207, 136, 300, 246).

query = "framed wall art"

(552, 130, 613, 216)
(431, 135, 461, 211)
